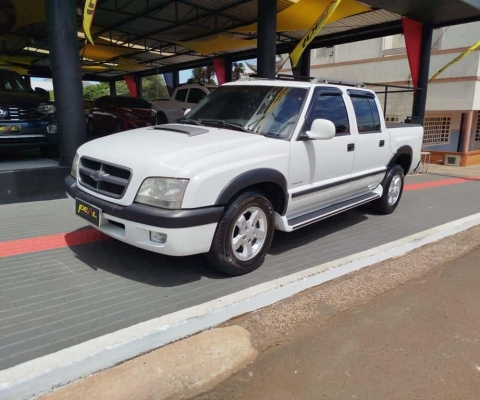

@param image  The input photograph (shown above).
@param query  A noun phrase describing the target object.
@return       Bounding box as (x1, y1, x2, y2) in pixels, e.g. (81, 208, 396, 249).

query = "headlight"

(71, 153, 79, 179)
(135, 178, 189, 209)
(37, 103, 56, 114)
(125, 113, 135, 118)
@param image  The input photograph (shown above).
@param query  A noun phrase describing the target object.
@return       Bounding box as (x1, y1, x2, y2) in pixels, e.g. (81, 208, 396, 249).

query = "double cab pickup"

(66, 77, 423, 276)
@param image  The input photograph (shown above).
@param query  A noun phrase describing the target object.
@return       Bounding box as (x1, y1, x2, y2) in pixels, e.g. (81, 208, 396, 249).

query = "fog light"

(47, 123, 57, 134)
(150, 231, 167, 244)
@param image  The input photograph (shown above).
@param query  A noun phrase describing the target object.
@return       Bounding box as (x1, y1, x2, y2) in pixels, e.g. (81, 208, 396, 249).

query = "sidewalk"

(196, 244, 480, 399)
(427, 163, 480, 178)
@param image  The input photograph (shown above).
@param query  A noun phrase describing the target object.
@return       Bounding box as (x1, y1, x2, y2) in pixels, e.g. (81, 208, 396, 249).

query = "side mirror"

(34, 87, 47, 93)
(306, 119, 336, 140)
(184, 108, 191, 116)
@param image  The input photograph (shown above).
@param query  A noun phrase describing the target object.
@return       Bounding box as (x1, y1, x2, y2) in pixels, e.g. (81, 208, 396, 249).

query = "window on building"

(475, 114, 480, 142)
(350, 95, 381, 133)
(423, 116, 451, 145)
(306, 92, 350, 135)
(385, 116, 400, 123)
(175, 89, 188, 102)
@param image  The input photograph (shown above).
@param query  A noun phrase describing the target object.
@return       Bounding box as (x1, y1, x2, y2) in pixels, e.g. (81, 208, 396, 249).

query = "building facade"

(282, 22, 480, 166)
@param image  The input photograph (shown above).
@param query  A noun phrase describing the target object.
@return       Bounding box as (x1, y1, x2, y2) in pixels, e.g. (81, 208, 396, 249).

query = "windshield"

(0, 70, 30, 93)
(115, 97, 150, 109)
(186, 85, 308, 139)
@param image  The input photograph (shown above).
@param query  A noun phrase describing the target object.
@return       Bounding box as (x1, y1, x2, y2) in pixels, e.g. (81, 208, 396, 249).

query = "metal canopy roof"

(1, 0, 480, 81)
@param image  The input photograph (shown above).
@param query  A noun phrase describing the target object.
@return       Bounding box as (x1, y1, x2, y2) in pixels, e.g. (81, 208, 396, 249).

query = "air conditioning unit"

(444, 154, 461, 167)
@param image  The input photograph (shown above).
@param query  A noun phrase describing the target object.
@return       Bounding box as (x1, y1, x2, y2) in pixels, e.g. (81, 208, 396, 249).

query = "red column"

(213, 58, 226, 85)
(124, 75, 137, 97)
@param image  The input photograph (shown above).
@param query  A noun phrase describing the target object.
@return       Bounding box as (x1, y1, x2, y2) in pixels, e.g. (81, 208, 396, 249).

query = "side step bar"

(288, 192, 381, 230)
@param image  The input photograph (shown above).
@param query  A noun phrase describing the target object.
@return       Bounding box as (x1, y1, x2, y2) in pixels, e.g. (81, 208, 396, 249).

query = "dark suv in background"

(86, 96, 151, 136)
(0, 69, 58, 157)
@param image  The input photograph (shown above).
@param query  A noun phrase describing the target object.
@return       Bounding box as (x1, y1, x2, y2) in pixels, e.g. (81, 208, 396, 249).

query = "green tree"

(83, 82, 110, 100)
(84, 75, 168, 101)
(142, 75, 169, 102)
(232, 62, 246, 81)
(189, 66, 216, 84)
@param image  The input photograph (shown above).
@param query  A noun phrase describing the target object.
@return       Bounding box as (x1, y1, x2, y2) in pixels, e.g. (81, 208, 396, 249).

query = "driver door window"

(305, 92, 350, 135)
(187, 88, 207, 104)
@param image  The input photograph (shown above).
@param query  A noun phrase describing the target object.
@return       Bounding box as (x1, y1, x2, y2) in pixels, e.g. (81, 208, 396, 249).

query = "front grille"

(0, 104, 42, 121)
(78, 157, 132, 199)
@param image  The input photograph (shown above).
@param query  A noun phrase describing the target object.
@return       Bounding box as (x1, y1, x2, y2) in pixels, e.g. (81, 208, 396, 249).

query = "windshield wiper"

(177, 118, 204, 126)
(203, 120, 254, 133)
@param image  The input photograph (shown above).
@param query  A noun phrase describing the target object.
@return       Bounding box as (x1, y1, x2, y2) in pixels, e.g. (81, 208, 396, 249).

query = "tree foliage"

(83, 75, 169, 102)
(232, 62, 246, 81)
(188, 66, 216, 84)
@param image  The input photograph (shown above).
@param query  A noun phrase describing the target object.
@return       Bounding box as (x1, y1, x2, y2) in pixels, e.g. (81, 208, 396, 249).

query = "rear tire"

(207, 192, 275, 276)
(371, 164, 404, 214)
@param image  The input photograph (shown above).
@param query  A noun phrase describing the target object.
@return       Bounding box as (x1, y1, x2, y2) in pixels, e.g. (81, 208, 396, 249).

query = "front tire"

(208, 192, 275, 276)
(372, 164, 405, 214)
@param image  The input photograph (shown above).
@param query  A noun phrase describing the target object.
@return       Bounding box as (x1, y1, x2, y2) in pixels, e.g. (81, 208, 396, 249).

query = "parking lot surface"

(0, 173, 479, 371)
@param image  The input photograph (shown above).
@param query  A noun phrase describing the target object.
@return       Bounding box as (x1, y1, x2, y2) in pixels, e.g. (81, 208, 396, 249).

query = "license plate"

(0, 125, 21, 134)
(75, 199, 102, 227)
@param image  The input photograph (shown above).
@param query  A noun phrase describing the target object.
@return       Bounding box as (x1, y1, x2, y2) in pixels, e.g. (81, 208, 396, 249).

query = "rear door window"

(350, 94, 381, 133)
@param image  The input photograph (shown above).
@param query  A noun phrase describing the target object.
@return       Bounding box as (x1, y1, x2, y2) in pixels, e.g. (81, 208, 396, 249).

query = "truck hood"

(78, 124, 265, 177)
(0, 91, 49, 107)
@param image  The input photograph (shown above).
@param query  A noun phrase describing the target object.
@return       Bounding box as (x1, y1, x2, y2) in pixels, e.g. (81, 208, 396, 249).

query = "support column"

(292, 49, 311, 78)
(411, 24, 433, 124)
(109, 81, 117, 96)
(225, 56, 233, 83)
(135, 76, 143, 98)
(257, 0, 277, 79)
(46, 0, 85, 166)
(462, 110, 474, 153)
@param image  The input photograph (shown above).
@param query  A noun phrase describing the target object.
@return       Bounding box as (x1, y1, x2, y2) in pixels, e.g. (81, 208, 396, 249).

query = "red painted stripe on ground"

(0, 228, 109, 258)
(404, 176, 480, 191)
(1, 176, 478, 258)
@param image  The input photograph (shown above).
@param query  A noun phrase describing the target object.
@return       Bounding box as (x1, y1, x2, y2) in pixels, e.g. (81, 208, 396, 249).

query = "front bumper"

(0, 117, 58, 148)
(65, 176, 223, 256)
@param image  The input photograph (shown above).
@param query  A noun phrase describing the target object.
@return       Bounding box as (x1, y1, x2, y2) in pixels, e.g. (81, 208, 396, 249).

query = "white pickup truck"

(151, 83, 217, 124)
(66, 77, 423, 276)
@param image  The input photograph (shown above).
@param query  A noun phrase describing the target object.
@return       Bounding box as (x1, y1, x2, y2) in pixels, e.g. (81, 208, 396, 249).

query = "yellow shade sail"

(81, 65, 108, 72)
(0, 63, 31, 75)
(172, 33, 256, 56)
(81, 44, 140, 62)
(0, 55, 36, 65)
(114, 58, 150, 72)
(11, 0, 46, 29)
(233, 0, 369, 33)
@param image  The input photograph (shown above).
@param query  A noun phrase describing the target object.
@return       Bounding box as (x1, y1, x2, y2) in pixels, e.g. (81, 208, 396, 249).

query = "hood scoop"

(152, 123, 209, 137)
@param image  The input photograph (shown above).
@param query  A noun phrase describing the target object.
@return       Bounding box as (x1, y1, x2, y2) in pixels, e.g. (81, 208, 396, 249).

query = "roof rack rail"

(275, 74, 312, 82)
(311, 76, 366, 88)
(240, 74, 366, 88)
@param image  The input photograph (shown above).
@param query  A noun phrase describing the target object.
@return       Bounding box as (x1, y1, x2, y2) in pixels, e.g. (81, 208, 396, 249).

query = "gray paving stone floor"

(0, 173, 479, 371)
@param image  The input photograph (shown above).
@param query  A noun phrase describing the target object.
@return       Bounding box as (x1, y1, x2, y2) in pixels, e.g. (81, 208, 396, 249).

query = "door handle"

(379, 140, 385, 147)
(347, 143, 355, 152)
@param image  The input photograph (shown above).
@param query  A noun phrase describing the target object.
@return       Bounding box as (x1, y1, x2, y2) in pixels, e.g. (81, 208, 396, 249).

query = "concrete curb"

(2, 212, 480, 400)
